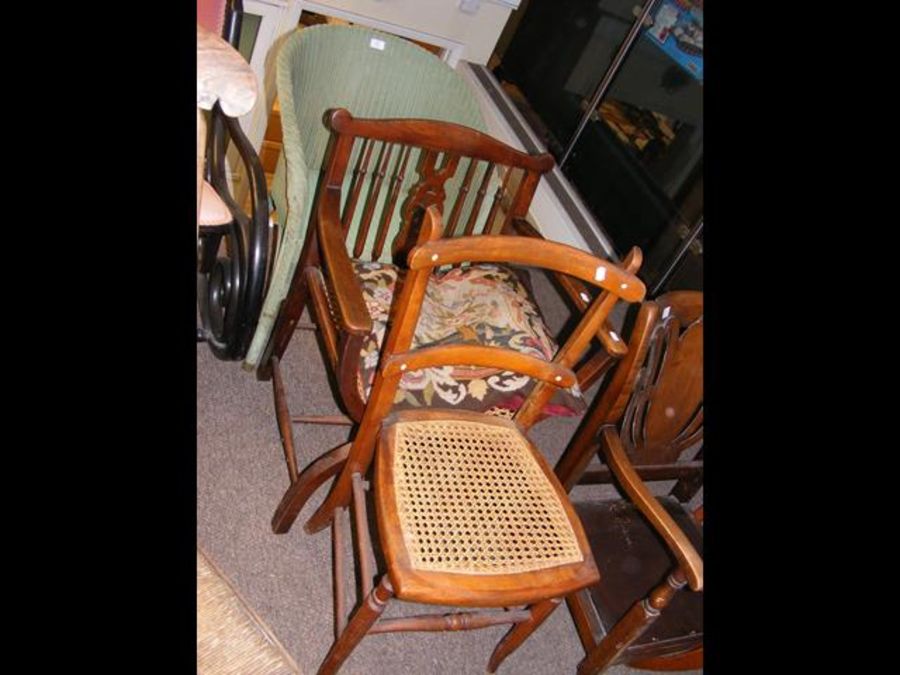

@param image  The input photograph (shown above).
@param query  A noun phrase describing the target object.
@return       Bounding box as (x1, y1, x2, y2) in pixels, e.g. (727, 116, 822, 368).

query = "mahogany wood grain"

(304, 206, 443, 535)
(462, 161, 494, 236)
(628, 646, 703, 671)
(578, 461, 702, 484)
(576, 571, 685, 675)
(566, 588, 602, 654)
(574, 351, 617, 393)
(372, 144, 412, 259)
(408, 238, 645, 302)
(332, 506, 348, 638)
(554, 290, 704, 672)
(515, 248, 644, 431)
(509, 217, 627, 362)
(341, 139, 373, 231)
(487, 599, 560, 674)
(574, 497, 702, 662)
(327, 108, 554, 173)
(317, 578, 393, 675)
(351, 472, 374, 598)
(554, 300, 660, 491)
(381, 345, 577, 388)
(599, 427, 702, 591)
(353, 142, 393, 257)
(270, 357, 299, 484)
(300, 205, 648, 674)
(316, 188, 372, 335)
(304, 267, 339, 368)
(270, 443, 350, 534)
(369, 610, 531, 634)
(290, 415, 354, 426)
(445, 157, 478, 236)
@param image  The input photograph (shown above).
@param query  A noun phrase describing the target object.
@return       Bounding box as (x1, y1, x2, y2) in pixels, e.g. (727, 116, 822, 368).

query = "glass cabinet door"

(495, 0, 703, 292)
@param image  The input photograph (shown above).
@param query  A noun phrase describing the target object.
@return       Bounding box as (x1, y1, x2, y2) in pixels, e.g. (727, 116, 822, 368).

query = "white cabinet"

(300, 1, 518, 65)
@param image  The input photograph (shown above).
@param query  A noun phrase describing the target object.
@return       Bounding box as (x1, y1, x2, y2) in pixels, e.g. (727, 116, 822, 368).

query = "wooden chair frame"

(260, 110, 632, 534)
(554, 292, 704, 674)
(282, 205, 646, 674)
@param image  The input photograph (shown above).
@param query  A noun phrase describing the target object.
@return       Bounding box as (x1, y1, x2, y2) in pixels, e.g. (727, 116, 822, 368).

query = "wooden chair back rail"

(305, 206, 646, 535)
(319, 109, 550, 268)
(328, 109, 554, 172)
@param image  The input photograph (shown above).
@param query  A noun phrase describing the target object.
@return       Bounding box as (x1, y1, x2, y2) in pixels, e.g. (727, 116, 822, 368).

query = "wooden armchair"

(554, 291, 704, 673)
(196, 1, 271, 360)
(286, 205, 646, 674)
(267, 110, 638, 534)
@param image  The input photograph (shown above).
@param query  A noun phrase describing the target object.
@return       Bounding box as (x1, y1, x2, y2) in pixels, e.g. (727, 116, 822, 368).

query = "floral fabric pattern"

(355, 261, 585, 417)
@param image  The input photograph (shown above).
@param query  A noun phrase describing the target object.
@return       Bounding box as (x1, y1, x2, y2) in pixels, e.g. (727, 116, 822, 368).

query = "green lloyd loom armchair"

(244, 25, 488, 371)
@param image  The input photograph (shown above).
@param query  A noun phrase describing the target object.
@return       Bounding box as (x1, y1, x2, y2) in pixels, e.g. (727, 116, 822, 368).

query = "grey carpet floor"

(197, 270, 701, 675)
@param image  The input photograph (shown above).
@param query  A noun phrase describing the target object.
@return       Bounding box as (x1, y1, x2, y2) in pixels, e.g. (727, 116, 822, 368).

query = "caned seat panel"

(374, 410, 599, 608)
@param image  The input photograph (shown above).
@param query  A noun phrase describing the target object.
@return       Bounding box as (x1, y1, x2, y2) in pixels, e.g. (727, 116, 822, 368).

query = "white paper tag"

(594, 266, 606, 282)
(369, 38, 386, 51)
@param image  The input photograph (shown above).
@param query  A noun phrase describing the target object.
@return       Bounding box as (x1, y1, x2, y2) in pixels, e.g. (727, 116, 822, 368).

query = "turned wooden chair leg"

(487, 598, 560, 673)
(317, 576, 394, 675)
(577, 571, 686, 675)
(271, 443, 351, 533)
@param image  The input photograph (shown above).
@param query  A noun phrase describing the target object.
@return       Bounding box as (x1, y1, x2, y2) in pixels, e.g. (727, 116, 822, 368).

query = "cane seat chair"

(553, 292, 704, 673)
(284, 205, 645, 674)
(267, 110, 637, 534)
(197, 0, 271, 360)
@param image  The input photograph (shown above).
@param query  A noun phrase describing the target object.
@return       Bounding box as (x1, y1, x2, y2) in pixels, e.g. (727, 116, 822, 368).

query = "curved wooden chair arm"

(409, 238, 644, 302)
(382, 345, 577, 388)
(598, 426, 703, 591)
(316, 188, 373, 336)
(197, 24, 257, 117)
(508, 216, 627, 360)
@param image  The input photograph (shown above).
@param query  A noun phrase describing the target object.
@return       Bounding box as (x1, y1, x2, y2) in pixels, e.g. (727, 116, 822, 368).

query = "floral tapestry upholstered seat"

(354, 261, 586, 417)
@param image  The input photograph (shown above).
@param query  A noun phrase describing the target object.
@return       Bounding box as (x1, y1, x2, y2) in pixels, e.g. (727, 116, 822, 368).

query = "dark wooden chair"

(262, 109, 635, 533)
(197, 0, 271, 360)
(554, 291, 704, 674)
(283, 204, 646, 674)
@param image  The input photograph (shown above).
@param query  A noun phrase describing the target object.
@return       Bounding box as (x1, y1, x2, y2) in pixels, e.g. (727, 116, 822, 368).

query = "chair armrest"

(598, 425, 703, 591)
(317, 188, 373, 336)
(509, 217, 627, 359)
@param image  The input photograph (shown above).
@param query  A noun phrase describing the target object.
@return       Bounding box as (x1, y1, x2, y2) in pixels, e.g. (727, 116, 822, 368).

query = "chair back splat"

(554, 291, 704, 674)
(294, 205, 646, 675)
